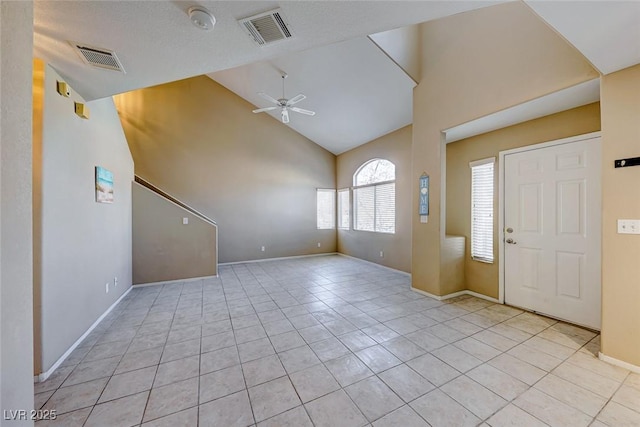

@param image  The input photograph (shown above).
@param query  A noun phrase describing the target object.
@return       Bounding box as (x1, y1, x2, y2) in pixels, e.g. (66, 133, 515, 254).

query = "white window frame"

(316, 188, 336, 230)
(337, 188, 350, 230)
(353, 159, 396, 234)
(470, 157, 495, 263)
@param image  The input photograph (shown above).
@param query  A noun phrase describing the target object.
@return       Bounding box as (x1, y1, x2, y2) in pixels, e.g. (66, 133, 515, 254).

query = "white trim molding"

(220, 252, 339, 266)
(134, 274, 219, 288)
(599, 352, 640, 374)
(35, 286, 133, 383)
(410, 287, 500, 303)
(337, 253, 411, 277)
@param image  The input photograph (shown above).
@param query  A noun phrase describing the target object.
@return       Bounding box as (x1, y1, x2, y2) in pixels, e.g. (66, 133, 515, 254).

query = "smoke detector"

(70, 42, 125, 73)
(188, 6, 215, 31)
(239, 8, 293, 46)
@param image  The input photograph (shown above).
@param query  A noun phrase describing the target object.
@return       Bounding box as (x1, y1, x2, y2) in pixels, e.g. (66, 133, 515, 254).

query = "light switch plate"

(617, 219, 640, 234)
(182, 217, 189, 225)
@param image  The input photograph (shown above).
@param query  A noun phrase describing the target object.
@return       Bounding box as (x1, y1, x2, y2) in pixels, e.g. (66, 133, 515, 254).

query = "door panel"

(504, 137, 601, 329)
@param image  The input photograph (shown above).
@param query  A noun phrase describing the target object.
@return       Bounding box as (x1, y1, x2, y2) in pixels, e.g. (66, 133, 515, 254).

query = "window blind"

(354, 186, 375, 231)
(470, 158, 495, 263)
(317, 189, 335, 230)
(338, 189, 350, 230)
(354, 183, 395, 233)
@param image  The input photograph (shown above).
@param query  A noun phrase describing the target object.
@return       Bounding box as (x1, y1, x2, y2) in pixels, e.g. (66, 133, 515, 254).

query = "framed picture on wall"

(95, 166, 114, 203)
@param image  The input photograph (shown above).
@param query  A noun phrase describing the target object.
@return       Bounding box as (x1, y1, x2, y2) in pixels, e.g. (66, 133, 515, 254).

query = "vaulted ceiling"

(34, 1, 640, 154)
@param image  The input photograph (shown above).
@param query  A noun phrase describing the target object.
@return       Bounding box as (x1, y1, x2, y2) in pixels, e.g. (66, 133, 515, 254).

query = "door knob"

(506, 227, 514, 233)
(506, 238, 516, 244)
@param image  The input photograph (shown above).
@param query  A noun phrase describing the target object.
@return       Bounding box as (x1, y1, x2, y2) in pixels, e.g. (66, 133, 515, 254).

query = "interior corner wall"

(411, 1, 599, 296)
(1, 1, 35, 419)
(336, 125, 412, 273)
(132, 182, 217, 284)
(114, 76, 336, 264)
(446, 103, 601, 299)
(600, 64, 640, 368)
(34, 64, 134, 374)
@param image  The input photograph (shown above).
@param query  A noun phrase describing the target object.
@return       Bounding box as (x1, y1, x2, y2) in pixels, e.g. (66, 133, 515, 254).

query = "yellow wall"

(412, 2, 599, 295)
(114, 76, 336, 263)
(446, 103, 601, 298)
(336, 125, 412, 272)
(600, 64, 640, 367)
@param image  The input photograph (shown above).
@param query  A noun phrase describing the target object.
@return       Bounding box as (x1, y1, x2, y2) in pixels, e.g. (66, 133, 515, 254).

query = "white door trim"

(497, 131, 601, 304)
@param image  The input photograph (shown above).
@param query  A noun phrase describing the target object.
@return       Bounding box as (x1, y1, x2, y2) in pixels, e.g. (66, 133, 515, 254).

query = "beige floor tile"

(378, 364, 435, 402)
(143, 377, 198, 422)
(242, 354, 286, 387)
(278, 345, 321, 374)
(199, 390, 254, 427)
(432, 345, 483, 373)
(489, 354, 546, 386)
(61, 356, 121, 387)
(410, 389, 480, 427)
(199, 364, 245, 404)
(372, 405, 429, 427)
(339, 330, 377, 352)
(248, 377, 301, 423)
(304, 389, 368, 427)
(290, 363, 340, 403)
(521, 336, 575, 360)
(407, 353, 460, 387)
(566, 351, 629, 382)
(488, 323, 533, 343)
(513, 388, 592, 427)
(34, 407, 91, 427)
(441, 375, 507, 419)
(160, 337, 200, 363)
(34, 390, 55, 410)
(467, 363, 529, 401)
(154, 355, 199, 387)
(473, 330, 519, 352)
(534, 374, 606, 417)
(624, 372, 640, 391)
(597, 401, 640, 426)
(140, 407, 197, 427)
(84, 390, 148, 427)
(345, 376, 403, 422)
(35, 365, 75, 394)
(355, 345, 401, 373)
(324, 353, 374, 387)
(99, 365, 156, 403)
(257, 406, 313, 427)
(116, 347, 162, 374)
(453, 337, 501, 362)
(381, 336, 427, 362)
(42, 377, 108, 415)
(552, 361, 620, 398)
(200, 346, 240, 374)
(612, 384, 640, 412)
(238, 337, 275, 363)
(507, 344, 564, 372)
(486, 403, 548, 427)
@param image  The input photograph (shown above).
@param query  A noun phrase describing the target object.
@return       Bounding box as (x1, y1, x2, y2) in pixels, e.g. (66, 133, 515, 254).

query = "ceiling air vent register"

(239, 9, 293, 46)
(71, 43, 126, 73)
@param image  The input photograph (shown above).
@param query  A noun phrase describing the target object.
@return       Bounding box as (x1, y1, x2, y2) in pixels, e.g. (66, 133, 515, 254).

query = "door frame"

(497, 131, 601, 304)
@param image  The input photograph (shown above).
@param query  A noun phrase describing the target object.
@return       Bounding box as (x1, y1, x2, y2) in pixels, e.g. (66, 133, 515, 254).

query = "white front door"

(503, 135, 602, 330)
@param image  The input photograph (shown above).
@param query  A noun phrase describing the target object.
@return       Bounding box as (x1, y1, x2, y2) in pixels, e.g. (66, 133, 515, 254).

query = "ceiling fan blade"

(252, 106, 278, 113)
(281, 109, 290, 124)
(290, 107, 316, 116)
(287, 94, 306, 105)
(258, 92, 280, 105)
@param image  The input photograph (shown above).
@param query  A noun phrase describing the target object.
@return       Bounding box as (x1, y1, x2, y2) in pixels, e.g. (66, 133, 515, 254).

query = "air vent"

(239, 9, 293, 46)
(70, 42, 126, 73)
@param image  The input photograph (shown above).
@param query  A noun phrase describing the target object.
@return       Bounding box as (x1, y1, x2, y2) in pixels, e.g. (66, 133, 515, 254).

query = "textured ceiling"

(209, 37, 416, 154)
(33, 1, 640, 153)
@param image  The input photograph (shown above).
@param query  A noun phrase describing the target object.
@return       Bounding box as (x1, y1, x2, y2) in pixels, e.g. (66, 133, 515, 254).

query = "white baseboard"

(410, 287, 500, 303)
(599, 352, 640, 374)
(134, 274, 219, 288)
(219, 252, 339, 266)
(337, 253, 411, 277)
(34, 285, 133, 383)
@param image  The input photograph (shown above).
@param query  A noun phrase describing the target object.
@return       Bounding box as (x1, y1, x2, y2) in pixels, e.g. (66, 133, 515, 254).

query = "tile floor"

(34, 255, 640, 426)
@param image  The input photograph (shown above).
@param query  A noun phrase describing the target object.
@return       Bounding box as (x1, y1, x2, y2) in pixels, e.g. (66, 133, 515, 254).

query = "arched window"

(353, 159, 395, 233)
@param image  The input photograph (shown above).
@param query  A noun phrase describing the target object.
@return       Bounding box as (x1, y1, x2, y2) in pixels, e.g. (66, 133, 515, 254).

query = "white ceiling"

(33, 1, 640, 154)
(209, 37, 416, 154)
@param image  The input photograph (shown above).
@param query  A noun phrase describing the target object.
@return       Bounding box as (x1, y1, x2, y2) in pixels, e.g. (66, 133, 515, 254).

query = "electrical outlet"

(317, 242, 321, 248)
(105, 283, 109, 293)
(379, 251, 384, 258)
(618, 219, 640, 234)
(261, 246, 265, 252)
(114, 277, 118, 287)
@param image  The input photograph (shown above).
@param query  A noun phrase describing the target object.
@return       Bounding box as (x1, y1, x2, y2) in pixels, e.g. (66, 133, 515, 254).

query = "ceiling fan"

(252, 73, 315, 124)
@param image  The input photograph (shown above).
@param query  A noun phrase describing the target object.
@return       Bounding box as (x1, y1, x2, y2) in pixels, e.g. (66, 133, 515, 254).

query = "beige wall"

(133, 183, 217, 284)
(1, 1, 35, 419)
(114, 76, 336, 264)
(412, 2, 599, 295)
(446, 103, 601, 298)
(34, 65, 134, 374)
(336, 125, 412, 272)
(600, 64, 640, 367)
